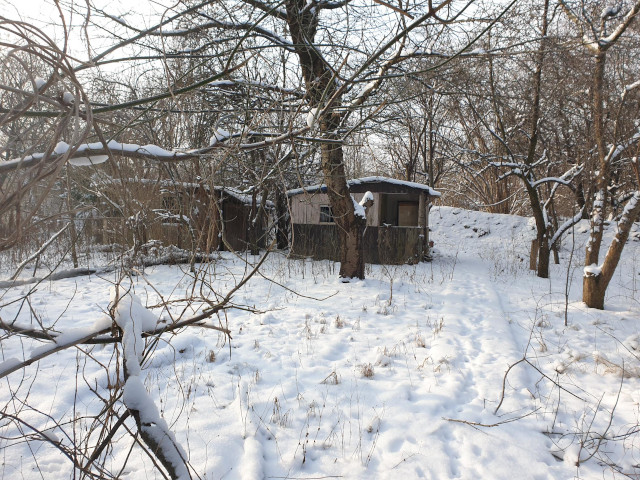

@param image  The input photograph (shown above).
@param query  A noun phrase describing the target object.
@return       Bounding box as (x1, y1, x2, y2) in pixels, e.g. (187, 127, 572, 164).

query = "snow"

(113, 287, 190, 479)
(62, 91, 74, 105)
(359, 190, 375, 205)
(601, 4, 621, 19)
(287, 176, 441, 197)
(2, 206, 640, 479)
(0, 358, 22, 377)
(30, 327, 98, 359)
(110, 286, 159, 374)
(352, 194, 366, 218)
(68, 155, 109, 166)
(584, 263, 602, 277)
(53, 141, 70, 154)
(209, 128, 231, 146)
(3, 140, 187, 172)
(306, 107, 318, 128)
(622, 191, 640, 218)
(239, 436, 264, 479)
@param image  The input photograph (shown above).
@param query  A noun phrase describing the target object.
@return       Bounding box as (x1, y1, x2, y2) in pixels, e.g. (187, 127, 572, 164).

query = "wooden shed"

(92, 178, 271, 253)
(287, 176, 440, 264)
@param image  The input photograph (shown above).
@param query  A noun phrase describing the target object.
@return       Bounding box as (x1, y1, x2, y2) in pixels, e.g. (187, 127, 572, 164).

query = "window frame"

(319, 205, 334, 223)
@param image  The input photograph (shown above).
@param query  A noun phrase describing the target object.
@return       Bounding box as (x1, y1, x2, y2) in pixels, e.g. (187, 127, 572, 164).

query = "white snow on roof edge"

(286, 176, 441, 197)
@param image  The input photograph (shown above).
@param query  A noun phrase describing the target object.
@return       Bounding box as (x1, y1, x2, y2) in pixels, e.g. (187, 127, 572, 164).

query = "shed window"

(397, 201, 419, 226)
(319, 205, 334, 223)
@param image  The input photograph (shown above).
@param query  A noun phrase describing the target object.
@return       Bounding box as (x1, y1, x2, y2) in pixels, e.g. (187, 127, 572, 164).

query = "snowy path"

(357, 258, 555, 479)
(428, 258, 524, 415)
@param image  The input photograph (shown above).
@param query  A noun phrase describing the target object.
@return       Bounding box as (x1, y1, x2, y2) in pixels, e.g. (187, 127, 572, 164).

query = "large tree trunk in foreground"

(320, 136, 365, 279)
(286, 0, 365, 278)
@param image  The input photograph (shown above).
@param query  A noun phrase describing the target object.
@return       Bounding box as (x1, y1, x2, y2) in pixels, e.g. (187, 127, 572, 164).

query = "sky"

(2, 0, 163, 58)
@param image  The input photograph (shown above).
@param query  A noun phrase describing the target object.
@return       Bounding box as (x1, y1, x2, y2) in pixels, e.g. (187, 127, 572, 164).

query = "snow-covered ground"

(2, 206, 640, 479)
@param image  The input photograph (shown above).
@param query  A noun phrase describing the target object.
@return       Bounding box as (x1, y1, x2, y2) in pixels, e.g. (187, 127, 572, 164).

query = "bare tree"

(559, 0, 640, 308)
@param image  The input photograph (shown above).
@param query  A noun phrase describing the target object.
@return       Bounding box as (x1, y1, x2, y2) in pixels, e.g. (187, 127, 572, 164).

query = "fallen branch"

(444, 408, 541, 430)
(494, 357, 584, 415)
(0, 267, 107, 289)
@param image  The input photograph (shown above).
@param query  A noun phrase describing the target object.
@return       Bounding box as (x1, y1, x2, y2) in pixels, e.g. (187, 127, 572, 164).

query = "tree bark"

(585, 52, 608, 268)
(584, 192, 640, 309)
(286, 0, 365, 279)
(527, 0, 551, 279)
(275, 187, 289, 250)
(320, 138, 365, 279)
(583, 273, 606, 310)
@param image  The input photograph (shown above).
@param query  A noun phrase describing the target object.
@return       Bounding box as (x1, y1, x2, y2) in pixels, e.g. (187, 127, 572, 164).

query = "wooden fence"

(290, 224, 425, 264)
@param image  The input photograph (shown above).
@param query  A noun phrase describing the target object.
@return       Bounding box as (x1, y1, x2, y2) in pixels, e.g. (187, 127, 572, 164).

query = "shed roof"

(96, 177, 274, 207)
(287, 176, 441, 197)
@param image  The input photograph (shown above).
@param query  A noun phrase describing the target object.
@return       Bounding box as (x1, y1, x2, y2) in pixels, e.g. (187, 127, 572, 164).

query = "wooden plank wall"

(291, 224, 424, 264)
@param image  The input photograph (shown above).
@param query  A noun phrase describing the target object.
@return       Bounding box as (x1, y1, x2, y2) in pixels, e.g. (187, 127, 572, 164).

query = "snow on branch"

(302, 0, 351, 14)
(601, 3, 622, 20)
(585, 190, 640, 286)
(349, 43, 403, 109)
(0, 316, 113, 379)
(110, 287, 191, 480)
(622, 79, 640, 98)
(158, 17, 294, 51)
(531, 177, 573, 188)
(536, 164, 584, 191)
(204, 79, 304, 97)
(0, 126, 315, 174)
(241, 0, 288, 20)
(550, 207, 585, 248)
(619, 191, 640, 223)
(603, 131, 640, 164)
(600, 0, 640, 48)
(543, 164, 584, 214)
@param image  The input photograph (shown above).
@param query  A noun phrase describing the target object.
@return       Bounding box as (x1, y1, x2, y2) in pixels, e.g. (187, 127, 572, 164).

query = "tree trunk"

(584, 191, 640, 309)
(585, 52, 608, 268)
(583, 274, 606, 310)
(320, 137, 365, 279)
(529, 0, 551, 280)
(64, 169, 79, 268)
(583, 272, 606, 310)
(286, 0, 365, 279)
(575, 1, 640, 307)
(275, 187, 289, 250)
(529, 239, 538, 271)
(537, 233, 550, 278)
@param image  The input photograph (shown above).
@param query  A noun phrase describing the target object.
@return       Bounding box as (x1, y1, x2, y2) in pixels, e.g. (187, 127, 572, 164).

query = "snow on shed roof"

(97, 177, 274, 207)
(212, 186, 274, 208)
(287, 176, 441, 197)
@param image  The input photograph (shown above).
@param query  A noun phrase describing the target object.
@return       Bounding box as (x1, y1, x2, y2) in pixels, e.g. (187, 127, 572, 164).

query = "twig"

(444, 408, 541, 429)
(9, 223, 70, 281)
(494, 357, 584, 415)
